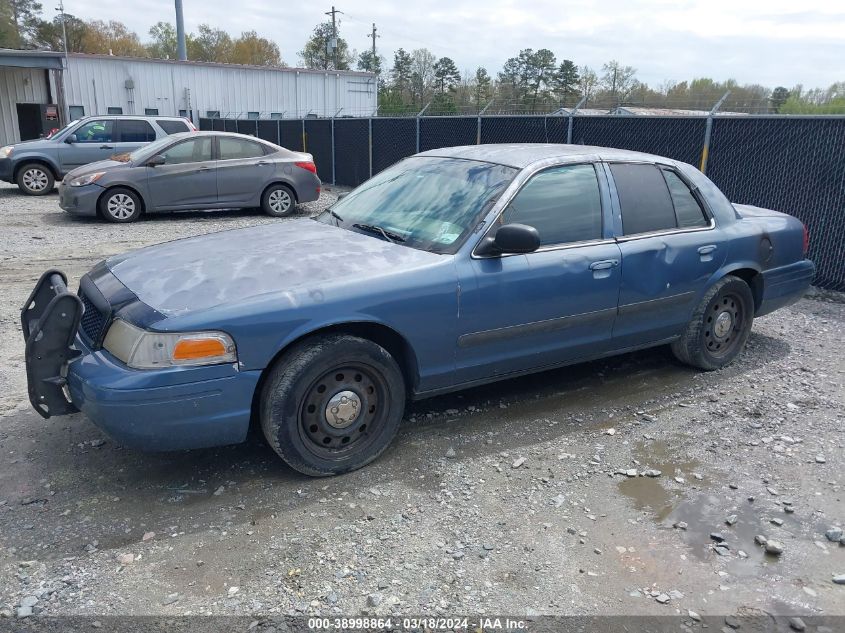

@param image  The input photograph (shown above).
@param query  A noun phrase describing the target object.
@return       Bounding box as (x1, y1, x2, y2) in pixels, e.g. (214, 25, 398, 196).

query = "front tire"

(99, 187, 142, 223)
(671, 275, 754, 370)
(16, 163, 54, 195)
(260, 334, 406, 476)
(261, 183, 296, 217)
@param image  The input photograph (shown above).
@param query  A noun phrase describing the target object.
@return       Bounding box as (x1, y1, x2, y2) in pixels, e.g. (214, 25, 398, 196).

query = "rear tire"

(99, 187, 142, 223)
(16, 163, 54, 196)
(261, 183, 296, 217)
(671, 275, 754, 370)
(260, 334, 406, 476)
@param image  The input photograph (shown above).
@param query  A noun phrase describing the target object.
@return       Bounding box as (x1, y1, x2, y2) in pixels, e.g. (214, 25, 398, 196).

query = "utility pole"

(325, 6, 342, 70)
(55, 0, 70, 123)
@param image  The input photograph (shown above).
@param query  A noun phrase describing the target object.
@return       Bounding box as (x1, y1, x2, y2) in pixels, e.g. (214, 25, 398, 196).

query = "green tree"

(357, 50, 383, 75)
(5, 0, 42, 47)
(409, 48, 435, 105)
(579, 65, 598, 102)
(32, 12, 87, 51)
(231, 30, 282, 66)
(0, 0, 18, 48)
(389, 47, 412, 103)
(188, 24, 233, 62)
(80, 19, 147, 57)
(770, 86, 790, 112)
(472, 67, 491, 109)
(147, 21, 177, 59)
(523, 48, 557, 109)
(298, 19, 352, 70)
(432, 56, 460, 94)
(552, 59, 580, 104)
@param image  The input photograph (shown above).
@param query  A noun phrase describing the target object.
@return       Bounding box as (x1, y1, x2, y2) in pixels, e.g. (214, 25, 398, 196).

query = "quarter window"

(73, 119, 114, 143)
(501, 164, 603, 247)
(156, 119, 190, 135)
(662, 169, 708, 228)
(118, 120, 156, 142)
(160, 138, 213, 165)
(610, 163, 677, 235)
(218, 137, 266, 160)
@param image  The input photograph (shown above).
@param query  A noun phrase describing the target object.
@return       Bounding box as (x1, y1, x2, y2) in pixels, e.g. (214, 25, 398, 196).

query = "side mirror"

(336, 191, 349, 200)
(65, 134, 77, 144)
(477, 223, 541, 256)
(146, 154, 166, 167)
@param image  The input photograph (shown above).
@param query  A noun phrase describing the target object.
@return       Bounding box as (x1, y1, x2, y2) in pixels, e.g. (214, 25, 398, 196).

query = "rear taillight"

(295, 161, 317, 174)
(802, 223, 809, 256)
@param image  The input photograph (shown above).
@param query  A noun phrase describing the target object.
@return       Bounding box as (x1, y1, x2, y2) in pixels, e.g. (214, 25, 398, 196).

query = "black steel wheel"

(260, 334, 406, 476)
(671, 275, 755, 370)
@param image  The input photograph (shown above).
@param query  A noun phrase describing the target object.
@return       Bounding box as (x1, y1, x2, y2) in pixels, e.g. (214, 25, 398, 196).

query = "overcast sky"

(63, 0, 843, 89)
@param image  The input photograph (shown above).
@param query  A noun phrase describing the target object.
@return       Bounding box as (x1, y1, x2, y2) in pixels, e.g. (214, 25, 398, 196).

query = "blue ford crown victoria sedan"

(22, 144, 814, 476)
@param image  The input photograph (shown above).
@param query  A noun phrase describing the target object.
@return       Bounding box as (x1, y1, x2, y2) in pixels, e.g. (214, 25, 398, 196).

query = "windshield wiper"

(352, 223, 406, 243)
(324, 208, 343, 226)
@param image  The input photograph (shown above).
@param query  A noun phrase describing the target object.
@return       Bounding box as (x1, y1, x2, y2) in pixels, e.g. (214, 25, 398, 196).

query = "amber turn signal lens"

(172, 338, 228, 360)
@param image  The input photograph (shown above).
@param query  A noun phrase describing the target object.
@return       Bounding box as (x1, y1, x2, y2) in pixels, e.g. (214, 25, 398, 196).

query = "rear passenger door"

(607, 162, 727, 347)
(215, 137, 273, 205)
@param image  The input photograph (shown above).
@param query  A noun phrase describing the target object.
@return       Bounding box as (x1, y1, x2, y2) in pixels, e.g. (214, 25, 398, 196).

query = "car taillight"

(802, 223, 809, 256)
(295, 161, 317, 174)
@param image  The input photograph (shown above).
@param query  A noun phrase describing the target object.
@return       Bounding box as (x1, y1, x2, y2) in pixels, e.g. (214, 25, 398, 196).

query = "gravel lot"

(0, 181, 843, 622)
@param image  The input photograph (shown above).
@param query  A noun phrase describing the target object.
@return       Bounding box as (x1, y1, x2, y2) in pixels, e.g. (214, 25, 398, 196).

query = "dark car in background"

(58, 131, 321, 222)
(0, 115, 195, 195)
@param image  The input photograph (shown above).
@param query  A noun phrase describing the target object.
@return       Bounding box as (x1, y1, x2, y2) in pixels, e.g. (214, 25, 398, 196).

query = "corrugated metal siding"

(64, 57, 376, 120)
(0, 67, 50, 146)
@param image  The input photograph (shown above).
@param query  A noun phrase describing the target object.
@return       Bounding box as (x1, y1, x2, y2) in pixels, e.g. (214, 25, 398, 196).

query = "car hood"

(106, 219, 445, 316)
(7, 138, 55, 150)
(66, 159, 131, 179)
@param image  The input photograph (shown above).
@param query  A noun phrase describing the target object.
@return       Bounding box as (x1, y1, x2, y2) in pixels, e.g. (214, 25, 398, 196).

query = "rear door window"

(661, 169, 709, 228)
(501, 163, 603, 246)
(157, 119, 190, 135)
(218, 137, 267, 160)
(609, 163, 677, 235)
(74, 120, 114, 143)
(118, 120, 156, 142)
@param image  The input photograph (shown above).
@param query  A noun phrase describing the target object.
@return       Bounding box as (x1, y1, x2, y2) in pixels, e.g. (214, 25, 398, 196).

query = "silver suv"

(0, 115, 195, 195)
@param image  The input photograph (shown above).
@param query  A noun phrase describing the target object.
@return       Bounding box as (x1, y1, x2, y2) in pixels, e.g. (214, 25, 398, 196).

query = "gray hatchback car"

(0, 115, 195, 195)
(58, 131, 321, 222)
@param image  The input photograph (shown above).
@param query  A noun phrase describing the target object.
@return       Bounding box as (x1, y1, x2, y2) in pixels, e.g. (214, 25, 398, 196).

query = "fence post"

(330, 116, 336, 185)
(368, 117, 373, 179)
(477, 100, 493, 145)
(301, 119, 306, 152)
(568, 96, 587, 144)
(700, 91, 730, 174)
(416, 101, 430, 153)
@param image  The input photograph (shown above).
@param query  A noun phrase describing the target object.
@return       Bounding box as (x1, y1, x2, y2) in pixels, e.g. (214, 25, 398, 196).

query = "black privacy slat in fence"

(707, 117, 845, 291)
(420, 117, 476, 152)
(333, 119, 370, 187)
(212, 118, 225, 132)
(279, 121, 303, 151)
(371, 118, 416, 174)
(198, 117, 213, 131)
(481, 116, 549, 144)
(572, 116, 707, 166)
(236, 120, 257, 136)
(223, 119, 237, 133)
(304, 119, 333, 182)
(257, 120, 279, 144)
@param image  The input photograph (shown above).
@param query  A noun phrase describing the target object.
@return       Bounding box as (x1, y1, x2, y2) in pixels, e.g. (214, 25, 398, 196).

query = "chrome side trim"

(615, 218, 717, 243)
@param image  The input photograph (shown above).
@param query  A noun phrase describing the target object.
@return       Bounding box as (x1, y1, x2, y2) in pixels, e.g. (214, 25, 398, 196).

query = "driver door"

(145, 137, 218, 210)
(454, 162, 622, 383)
(59, 119, 117, 171)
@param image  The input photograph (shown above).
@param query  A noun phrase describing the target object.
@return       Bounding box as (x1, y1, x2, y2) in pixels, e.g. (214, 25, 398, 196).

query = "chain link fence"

(197, 113, 845, 290)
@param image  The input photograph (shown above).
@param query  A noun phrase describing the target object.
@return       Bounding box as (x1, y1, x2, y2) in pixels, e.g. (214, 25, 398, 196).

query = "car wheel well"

(97, 185, 146, 216)
(726, 268, 763, 313)
(13, 160, 58, 181)
(250, 322, 419, 428)
(261, 181, 297, 203)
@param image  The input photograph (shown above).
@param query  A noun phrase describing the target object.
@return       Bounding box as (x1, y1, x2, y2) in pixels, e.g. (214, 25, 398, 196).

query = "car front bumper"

(0, 157, 13, 183)
(21, 270, 261, 451)
(59, 183, 103, 216)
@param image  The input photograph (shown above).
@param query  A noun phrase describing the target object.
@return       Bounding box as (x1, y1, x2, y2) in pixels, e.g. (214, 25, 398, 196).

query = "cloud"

(63, 0, 844, 88)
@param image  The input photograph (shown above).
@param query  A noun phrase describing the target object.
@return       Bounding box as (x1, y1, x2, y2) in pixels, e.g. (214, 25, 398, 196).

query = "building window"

(206, 110, 220, 118)
(144, 108, 159, 116)
(69, 105, 85, 120)
(247, 111, 259, 119)
(107, 107, 123, 115)
(270, 112, 283, 119)
(178, 109, 189, 118)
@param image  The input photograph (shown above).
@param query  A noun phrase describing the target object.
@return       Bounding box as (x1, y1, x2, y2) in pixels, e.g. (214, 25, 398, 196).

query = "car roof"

(167, 131, 279, 144)
(416, 143, 679, 168)
(79, 114, 189, 121)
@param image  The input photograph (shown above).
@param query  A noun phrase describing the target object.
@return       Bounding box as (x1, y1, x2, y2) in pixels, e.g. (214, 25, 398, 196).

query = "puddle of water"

(617, 439, 704, 522)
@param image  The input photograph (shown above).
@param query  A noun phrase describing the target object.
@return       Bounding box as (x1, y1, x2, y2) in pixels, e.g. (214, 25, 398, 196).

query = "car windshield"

(128, 136, 177, 162)
(315, 156, 517, 254)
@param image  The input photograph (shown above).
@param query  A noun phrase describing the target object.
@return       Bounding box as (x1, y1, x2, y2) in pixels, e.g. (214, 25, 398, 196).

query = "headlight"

(0, 145, 13, 158)
(68, 172, 105, 187)
(102, 319, 237, 369)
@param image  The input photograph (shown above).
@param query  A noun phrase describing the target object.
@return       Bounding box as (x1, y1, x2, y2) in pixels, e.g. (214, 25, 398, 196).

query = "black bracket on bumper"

(21, 269, 83, 418)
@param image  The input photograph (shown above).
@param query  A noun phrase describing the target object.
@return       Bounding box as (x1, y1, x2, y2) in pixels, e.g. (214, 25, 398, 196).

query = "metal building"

(0, 49, 377, 146)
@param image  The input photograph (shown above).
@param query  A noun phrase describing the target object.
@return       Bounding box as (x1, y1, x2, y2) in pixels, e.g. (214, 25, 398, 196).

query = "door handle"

(697, 245, 717, 255)
(99, 145, 114, 150)
(589, 259, 619, 271)
(198, 166, 211, 171)
(256, 160, 270, 166)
